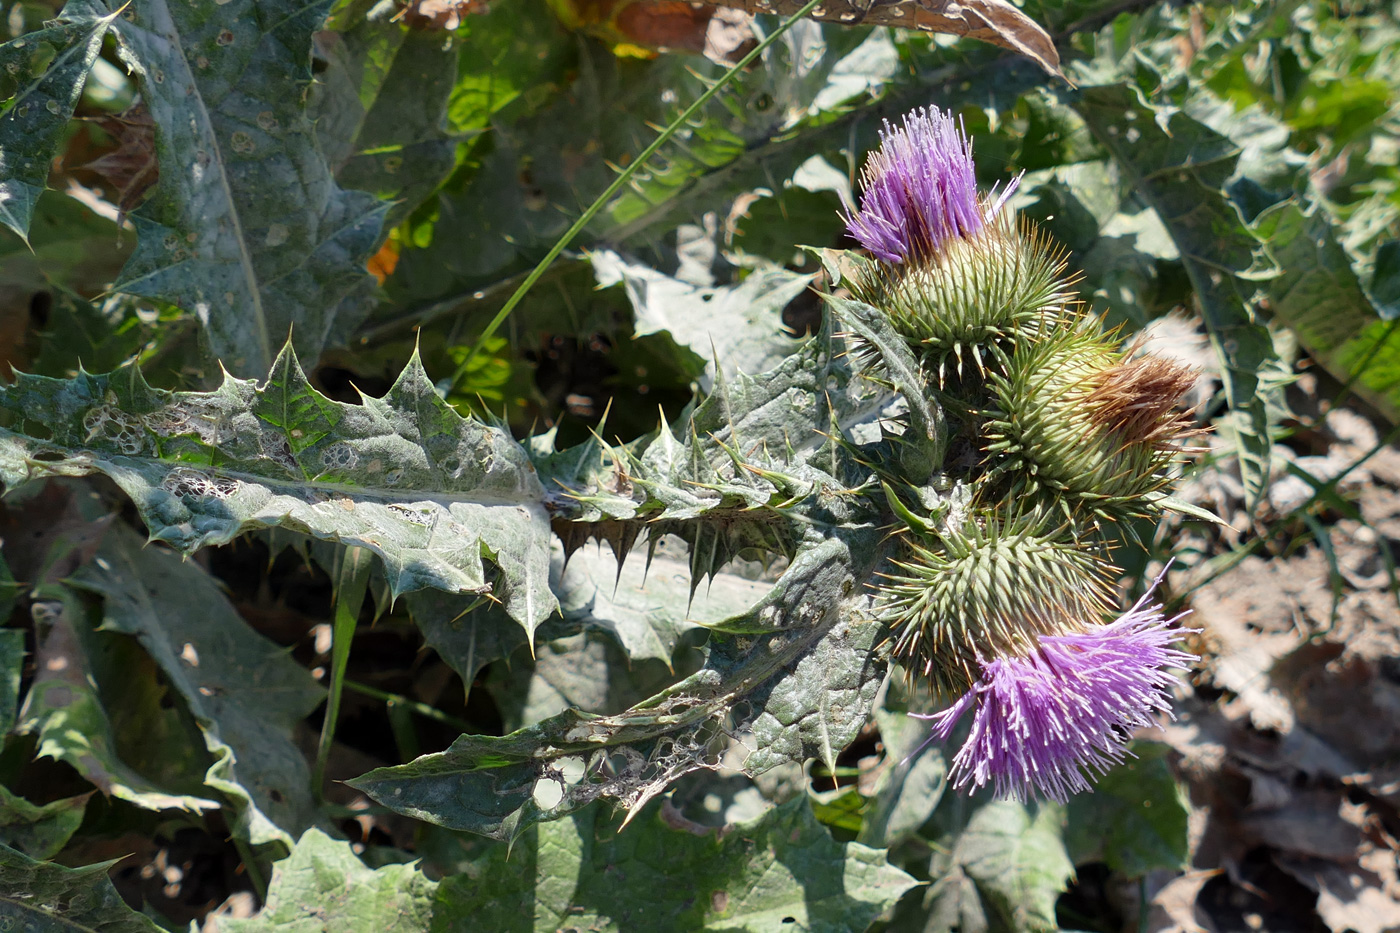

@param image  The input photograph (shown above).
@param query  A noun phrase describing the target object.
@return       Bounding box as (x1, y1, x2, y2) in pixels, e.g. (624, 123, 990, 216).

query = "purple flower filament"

(844, 107, 986, 264)
(914, 585, 1197, 803)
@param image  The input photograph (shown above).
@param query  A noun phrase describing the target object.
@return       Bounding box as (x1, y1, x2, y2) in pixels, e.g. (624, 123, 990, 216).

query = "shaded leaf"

(432, 796, 918, 933)
(70, 522, 325, 848)
(107, 0, 386, 376)
(0, 626, 20, 736)
(0, 785, 90, 860)
(77, 105, 159, 222)
(1253, 200, 1400, 423)
(0, 346, 556, 637)
(216, 828, 437, 933)
(0, 842, 161, 933)
(313, 2, 461, 225)
(17, 589, 220, 813)
(923, 796, 1073, 933)
(858, 706, 947, 849)
(0, 0, 119, 239)
(1064, 743, 1190, 876)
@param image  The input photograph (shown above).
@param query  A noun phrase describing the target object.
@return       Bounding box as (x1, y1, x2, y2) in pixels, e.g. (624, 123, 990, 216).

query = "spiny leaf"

(70, 522, 325, 848)
(106, 0, 386, 376)
(433, 797, 919, 933)
(0, 842, 161, 933)
(0, 344, 557, 638)
(0, 0, 120, 240)
(17, 589, 220, 814)
(217, 828, 437, 933)
(349, 533, 884, 841)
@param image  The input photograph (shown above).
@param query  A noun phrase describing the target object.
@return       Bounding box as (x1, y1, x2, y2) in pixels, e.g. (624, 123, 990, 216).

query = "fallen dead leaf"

(691, 0, 1064, 78)
(1277, 845, 1400, 933)
(1145, 870, 1222, 933)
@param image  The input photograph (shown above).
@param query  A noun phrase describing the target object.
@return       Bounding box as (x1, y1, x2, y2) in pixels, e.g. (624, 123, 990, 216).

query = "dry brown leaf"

(1278, 846, 1400, 933)
(1144, 870, 1221, 933)
(1241, 791, 1364, 862)
(694, 0, 1064, 79)
(78, 104, 158, 225)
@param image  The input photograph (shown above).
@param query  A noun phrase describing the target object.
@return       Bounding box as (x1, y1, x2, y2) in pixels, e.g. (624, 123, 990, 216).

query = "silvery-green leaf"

(218, 828, 437, 933)
(0, 1, 119, 240)
(106, 0, 386, 376)
(590, 250, 811, 384)
(0, 345, 556, 638)
(349, 533, 885, 842)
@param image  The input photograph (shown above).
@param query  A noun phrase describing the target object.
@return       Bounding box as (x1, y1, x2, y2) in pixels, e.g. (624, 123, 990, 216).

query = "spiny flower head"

(984, 323, 1200, 523)
(844, 107, 988, 265)
(841, 106, 1073, 377)
(879, 516, 1114, 696)
(912, 576, 1197, 803)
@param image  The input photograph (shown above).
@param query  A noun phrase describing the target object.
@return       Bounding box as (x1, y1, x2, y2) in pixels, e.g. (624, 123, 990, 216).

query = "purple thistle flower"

(912, 579, 1197, 803)
(845, 107, 1012, 265)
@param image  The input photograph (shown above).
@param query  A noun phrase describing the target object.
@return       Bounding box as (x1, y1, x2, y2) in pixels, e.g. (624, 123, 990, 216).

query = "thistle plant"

(834, 107, 1202, 802)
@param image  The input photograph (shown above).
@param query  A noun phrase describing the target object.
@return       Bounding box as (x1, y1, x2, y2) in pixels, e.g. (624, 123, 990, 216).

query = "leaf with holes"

(350, 533, 885, 842)
(0, 344, 556, 638)
(0, 0, 120, 240)
(105, 0, 386, 376)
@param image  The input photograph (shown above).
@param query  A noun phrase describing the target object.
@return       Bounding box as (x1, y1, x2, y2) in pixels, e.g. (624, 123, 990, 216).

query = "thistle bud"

(843, 107, 1075, 377)
(985, 325, 1199, 521)
(878, 518, 1114, 696)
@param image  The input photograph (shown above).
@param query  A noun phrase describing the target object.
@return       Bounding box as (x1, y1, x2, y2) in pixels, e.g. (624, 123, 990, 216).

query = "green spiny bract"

(857, 213, 1077, 383)
(982, 323, 1199, 524)
(878, 516, 1115, 695)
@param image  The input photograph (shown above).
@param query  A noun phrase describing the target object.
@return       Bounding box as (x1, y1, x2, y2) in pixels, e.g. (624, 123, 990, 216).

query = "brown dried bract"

(1085, 353, 1200, 448)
